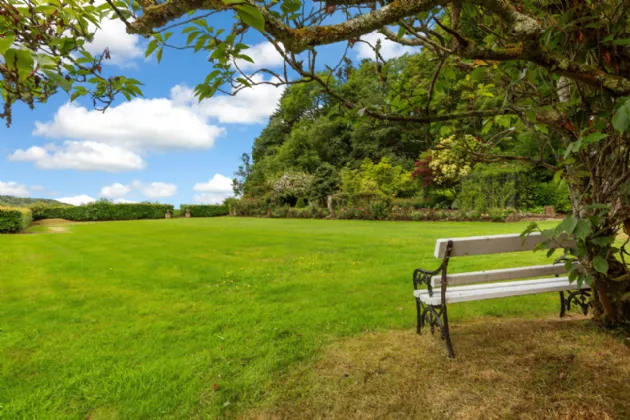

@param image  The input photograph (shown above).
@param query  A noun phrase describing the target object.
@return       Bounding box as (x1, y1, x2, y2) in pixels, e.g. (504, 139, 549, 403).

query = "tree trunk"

(589, 254, 630, 327)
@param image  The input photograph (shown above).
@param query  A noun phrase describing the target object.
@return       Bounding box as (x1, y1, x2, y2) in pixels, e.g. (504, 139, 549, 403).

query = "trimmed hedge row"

(30, 202, 174, 221)
(0, 206, 33, 233)
(231, 199, 518, 222)
(180, 204, 229, 217)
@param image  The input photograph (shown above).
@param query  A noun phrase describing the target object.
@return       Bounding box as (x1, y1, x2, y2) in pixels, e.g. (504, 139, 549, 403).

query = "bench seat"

(415, 276, 588, 305)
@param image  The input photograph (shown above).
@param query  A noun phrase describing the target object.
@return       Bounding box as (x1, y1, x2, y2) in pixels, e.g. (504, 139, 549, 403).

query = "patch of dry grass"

(247, 316, 630, 420)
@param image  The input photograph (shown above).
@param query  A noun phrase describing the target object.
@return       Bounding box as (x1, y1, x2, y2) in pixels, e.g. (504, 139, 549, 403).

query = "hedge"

(231, 198, 518, 222)
(0, 206, 33, 233)
(179, 204, 229, 217)
(30, 202, 174, 221)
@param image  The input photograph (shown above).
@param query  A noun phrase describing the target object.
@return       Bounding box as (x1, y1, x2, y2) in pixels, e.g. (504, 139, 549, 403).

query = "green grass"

(1, 218, 560, 419)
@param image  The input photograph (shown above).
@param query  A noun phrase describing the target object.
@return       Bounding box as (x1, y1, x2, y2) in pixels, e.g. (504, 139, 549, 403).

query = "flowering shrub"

(269, 172, 312, 204)
(414, 135, 474, 186)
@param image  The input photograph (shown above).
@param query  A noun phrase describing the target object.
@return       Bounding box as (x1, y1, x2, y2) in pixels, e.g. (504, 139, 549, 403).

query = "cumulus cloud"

(171, 75, 285, 124)
(132, 181, 177, 199)
(56, 194, 97, 206)
(234, 41, 284, 71)
(9, 141, 146, 172)
(12, 76, 282, 172)
(33, 99, 225, 151)
(0, 181, 30, 197)
(354, 32, 417, 61)
(113, 198, 137, 204)
(100, 182, 132, 199)
(85, 18, 143, 67)
(192, 174, 234, 204)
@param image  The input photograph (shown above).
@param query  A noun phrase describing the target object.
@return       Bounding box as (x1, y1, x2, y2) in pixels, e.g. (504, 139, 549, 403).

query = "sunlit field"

(2, 217, 569, 418)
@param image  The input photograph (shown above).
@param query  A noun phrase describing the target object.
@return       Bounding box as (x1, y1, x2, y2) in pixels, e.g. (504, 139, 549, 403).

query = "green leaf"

(236, 54, 254, 64)
(0, 34, 16, 55)
(194, 36, 206, 52)
(556, 215, 578, 234)
(222, 0, 244, 4)
(469, 67, 486, 82)
(44, 70, 73, 93)
(236, 77, 251, 87)
(156, 47, 163, 64)
(145, 39, 158, 58)
(585, 275, 594, 286)
(593, 256, 609, 274)
(612, 38, 630, 45)
(396, 26, 406, 40)
(612, 102, 630, 132)
(563, 142, 574, 159)
(186, 31, 199, 45)
(574, 219, 591, 241)
(546, 248, 557, 258)
(583, 131, 608, 144)
(235, 4, 265, 32)
(592, 236, 615, 246)
(535, 124, 549, 134)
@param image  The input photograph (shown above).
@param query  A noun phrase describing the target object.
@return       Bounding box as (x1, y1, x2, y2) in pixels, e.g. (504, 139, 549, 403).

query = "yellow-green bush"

(0, 206, 33, 233)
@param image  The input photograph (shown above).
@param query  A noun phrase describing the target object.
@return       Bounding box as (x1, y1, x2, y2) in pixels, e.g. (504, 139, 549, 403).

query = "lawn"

(1, 217, 574, 419)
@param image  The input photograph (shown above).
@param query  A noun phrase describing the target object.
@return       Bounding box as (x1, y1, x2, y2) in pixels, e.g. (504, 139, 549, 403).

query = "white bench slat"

(430, 264, 568, 288)
(434, 232, 575, 258)
(418, 277, 588, 305)
(418, 276, 570, 297)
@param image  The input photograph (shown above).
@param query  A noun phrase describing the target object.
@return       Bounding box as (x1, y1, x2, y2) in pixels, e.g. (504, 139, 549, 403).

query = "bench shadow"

(246, 316, 630, 420)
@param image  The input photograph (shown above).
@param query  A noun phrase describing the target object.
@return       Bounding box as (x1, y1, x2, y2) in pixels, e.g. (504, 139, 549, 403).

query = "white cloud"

(234, 42, 284, 71)
(100, 182, 132, 199)
(30, 185, 45, 191)
(85, 13, 143, 67)
(13, 75, 282, 172)
(132, 181, 177, 199)
(33, 99, 225, 151)
(192, 174, 233, 204)
(171, 75, 285, 124)
(9, 141, 146, 172)
(355, 32, 417, 61)
(56, 194, 97, 206)
(113, 198, 137, 204)
(0, 181, 30, 197)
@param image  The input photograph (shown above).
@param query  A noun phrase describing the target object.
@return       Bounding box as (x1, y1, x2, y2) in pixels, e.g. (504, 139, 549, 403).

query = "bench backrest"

(434, 232, 575, 258)
(432, 233, 576, 288)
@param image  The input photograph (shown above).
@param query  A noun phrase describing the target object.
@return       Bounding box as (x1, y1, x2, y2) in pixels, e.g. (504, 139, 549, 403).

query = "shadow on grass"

(247, 316, 630, 420)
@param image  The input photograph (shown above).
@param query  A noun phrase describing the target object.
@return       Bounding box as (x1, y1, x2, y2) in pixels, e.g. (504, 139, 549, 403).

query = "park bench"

(413, 233, 591, 358)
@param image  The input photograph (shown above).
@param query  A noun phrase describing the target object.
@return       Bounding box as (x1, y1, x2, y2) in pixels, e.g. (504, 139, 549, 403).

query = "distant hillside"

(0, 195, 70, 207)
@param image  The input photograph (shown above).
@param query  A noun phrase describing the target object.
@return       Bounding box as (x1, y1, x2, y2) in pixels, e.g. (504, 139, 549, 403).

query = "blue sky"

(0, 12, 414, 206)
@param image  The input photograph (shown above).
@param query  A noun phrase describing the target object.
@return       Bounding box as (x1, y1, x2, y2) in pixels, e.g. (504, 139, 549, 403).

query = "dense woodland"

(234, 56, 570, 214)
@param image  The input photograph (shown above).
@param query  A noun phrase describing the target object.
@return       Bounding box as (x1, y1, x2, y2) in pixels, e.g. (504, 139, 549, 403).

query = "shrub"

(233, 198, 268, 217)
(180, 204, 229, 217)
(29, 202, 72, 220)
(30, 201, 173, 221)
(295, 197, 306, 209)
(0, 206, 33, 233)
(370, 201, 390, 220)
